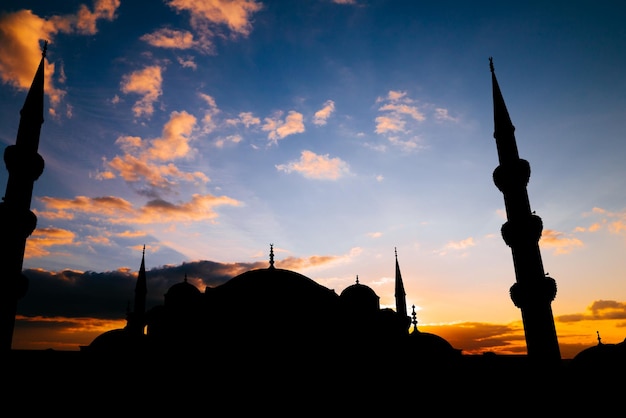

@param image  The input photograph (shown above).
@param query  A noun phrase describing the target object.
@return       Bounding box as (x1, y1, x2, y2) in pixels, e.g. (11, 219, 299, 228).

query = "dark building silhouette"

(82, 244, 461, 369)
(0, 42, 47, 352)
(5, 50, 626, 400)
(490, 58, 561, 364)
(570, 331, 626, 371)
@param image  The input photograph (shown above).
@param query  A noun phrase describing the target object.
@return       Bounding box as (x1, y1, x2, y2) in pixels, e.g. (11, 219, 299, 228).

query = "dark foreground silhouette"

(5, 347, 624, 415)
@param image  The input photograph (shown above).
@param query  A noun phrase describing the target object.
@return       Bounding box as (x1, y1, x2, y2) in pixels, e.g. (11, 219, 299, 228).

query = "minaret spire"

(394, 247, 408, 320)
(126, 245, 147, 336)
(490, 58, 561, 364)
(0, 41, 48, 351)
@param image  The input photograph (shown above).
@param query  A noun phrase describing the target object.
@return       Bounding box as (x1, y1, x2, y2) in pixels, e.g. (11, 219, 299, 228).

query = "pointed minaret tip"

(489, 56, 494, 73)
(42, 40, 48, 58)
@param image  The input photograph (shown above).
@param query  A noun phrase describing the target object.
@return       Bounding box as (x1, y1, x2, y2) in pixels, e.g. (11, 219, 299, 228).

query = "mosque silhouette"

(2, 44, 626, 407)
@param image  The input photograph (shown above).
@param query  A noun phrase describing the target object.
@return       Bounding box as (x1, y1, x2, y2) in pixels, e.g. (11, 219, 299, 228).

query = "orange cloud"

(557, 300, 626, 322)
(540, 229, 584, 254)
(262, 110, 305, 144)
(419, 321, 527, 356)
(37, 194, 242, 226)
(313, 100, 335, 126)
(25, 227, 77, 258)
(374, 90, 428, 151)
(375, 115, 406, 134)
(0, 1, 120, 111)
(149, 111, 197, 160)
(101, 111, 209, 192)
(140, 28, 196, 49)
(275, 150, 350, 180)
(72, 0, 121, 35)
(12, 315, 125, 351)
(276, 255, 341, 271)
(136, 194, 242, 224)
(39, 195, 135, 217)
(167, 0, 264, 36)
(120, 65, 164, 118)
(378, 103, 426, 122)
(445, 237, 476, 250)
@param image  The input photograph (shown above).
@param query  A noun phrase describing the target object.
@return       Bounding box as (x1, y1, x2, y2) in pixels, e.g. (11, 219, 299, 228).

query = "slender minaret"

(0, 42, 48, 351)
(394, 248, 410, 332)
(489, 57, 561, 363)
(127, 245, 147, 336)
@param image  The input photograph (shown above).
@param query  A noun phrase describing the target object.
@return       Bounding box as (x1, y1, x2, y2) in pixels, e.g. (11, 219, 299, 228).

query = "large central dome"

(204, 267, 341, 351)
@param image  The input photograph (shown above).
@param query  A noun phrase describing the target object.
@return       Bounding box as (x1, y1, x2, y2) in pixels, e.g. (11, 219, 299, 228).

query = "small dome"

(339, 279, 380, 313)
(164, 276, 201, 307)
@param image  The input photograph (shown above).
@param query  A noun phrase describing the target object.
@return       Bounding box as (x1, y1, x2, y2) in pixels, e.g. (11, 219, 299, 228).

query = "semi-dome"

(82, 328, 146, 353)
(571, 335, 626, 371)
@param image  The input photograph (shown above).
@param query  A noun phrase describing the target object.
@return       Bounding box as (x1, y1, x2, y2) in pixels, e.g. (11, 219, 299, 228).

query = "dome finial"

(355, 275, 359, 285)
(597, 330, 602, 345)
(411, 304, 419, 334)
(269, 243, 275, 269)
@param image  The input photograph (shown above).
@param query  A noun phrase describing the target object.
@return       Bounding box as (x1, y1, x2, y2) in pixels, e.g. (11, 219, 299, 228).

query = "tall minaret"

(127, 245, 147, 336)
(0, 42, 48, 351)
(489, 57, 561, 363)
(394, 248, 410, 332)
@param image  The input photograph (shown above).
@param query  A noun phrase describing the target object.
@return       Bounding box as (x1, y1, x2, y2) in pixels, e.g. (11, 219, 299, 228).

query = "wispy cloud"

(37, 193, 241, 226)
(375, 90, 425, 151)
(436, 237, 476, 256)
(141, 28, 197, 49)
(313, 100, 335, 126)
(580, 207, 626, 235)
(374, 90, 458, 152)
(276, 150, 350, 180)
(557, 300, 626, 322)
(429, 321, 526, 355)
(540, 229, 584, 255)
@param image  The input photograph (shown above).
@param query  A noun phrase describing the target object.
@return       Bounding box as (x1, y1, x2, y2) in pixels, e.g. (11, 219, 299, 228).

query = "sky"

(1, 0, 625, 359)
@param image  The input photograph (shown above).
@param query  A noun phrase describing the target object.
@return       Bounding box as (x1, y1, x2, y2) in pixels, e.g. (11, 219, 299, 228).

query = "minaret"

(489, 57, 561, 363)
(394, 248, 410, 332)
(127, 245, 147, 336)
(0, 42, 48, 351)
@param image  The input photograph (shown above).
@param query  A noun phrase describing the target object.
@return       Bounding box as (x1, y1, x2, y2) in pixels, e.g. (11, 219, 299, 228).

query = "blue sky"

(1, 0, 626, 357)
